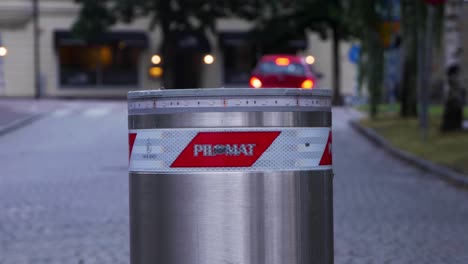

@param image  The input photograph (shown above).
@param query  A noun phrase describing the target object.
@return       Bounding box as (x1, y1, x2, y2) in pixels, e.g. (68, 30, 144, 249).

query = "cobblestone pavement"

(0, 105, 30, 127)
(0, 103, 467, 263)
(0, 101, 129, 264)
(333, 108, 468, 263)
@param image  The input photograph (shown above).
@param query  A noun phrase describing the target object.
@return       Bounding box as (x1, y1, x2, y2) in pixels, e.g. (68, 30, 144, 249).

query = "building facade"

(0, 0, 358, 98)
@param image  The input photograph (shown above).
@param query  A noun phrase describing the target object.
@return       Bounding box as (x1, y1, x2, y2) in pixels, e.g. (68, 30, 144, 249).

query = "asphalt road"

(0, 101, 467, 263)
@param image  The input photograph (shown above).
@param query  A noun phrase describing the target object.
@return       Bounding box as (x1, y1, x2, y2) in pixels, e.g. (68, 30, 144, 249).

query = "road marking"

(51, 108, 73, 117)
(82, 107, 111, 118)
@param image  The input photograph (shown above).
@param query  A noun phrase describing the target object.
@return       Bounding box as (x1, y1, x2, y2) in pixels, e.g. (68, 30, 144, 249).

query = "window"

(59, 44, 140, 87)
(258, 62, 306, 76)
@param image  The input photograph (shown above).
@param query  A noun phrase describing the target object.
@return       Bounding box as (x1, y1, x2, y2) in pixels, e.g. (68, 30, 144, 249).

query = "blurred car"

(249, 54, 321, 89)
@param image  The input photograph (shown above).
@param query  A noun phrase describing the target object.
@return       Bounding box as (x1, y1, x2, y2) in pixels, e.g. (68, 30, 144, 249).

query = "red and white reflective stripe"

(129, 127, 332, 172)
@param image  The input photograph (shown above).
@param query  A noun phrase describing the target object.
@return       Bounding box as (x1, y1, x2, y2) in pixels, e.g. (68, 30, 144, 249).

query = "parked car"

(249, 54, 321, 89)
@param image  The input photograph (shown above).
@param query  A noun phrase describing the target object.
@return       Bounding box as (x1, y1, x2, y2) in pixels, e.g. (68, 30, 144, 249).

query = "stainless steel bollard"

(128, 88, 333, 264)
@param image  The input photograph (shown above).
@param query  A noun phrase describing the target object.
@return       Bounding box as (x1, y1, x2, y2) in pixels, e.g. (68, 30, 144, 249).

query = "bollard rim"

(127, 88, 332, 100)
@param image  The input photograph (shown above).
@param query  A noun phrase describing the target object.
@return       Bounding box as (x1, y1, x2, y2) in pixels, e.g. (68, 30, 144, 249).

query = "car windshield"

(257, 62, 306, 76)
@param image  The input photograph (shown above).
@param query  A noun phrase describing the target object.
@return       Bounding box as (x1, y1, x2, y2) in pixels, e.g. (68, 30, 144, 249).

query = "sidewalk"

(0, 99, 66, 136)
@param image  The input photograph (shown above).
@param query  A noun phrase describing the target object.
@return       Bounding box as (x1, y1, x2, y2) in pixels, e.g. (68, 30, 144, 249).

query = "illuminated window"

(59, 45, 140, 87)
(55, 31, 148, 87)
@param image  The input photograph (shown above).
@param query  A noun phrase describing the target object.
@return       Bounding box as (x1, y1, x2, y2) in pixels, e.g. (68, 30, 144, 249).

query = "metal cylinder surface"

(128, 88, 333, 264)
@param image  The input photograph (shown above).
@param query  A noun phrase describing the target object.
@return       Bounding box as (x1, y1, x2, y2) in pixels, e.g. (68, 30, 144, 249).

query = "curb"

(349, 119, 468, 187)
(0, 113, 43, 137)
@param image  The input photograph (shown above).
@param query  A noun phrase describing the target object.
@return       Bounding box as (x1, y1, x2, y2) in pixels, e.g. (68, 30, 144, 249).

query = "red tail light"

(301, 79, 314, 89)
(250, 77, 262, 88)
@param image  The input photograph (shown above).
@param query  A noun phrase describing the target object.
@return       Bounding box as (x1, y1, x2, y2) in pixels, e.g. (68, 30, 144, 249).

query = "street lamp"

(203, 54, 214, 65)
(305, 55, 315, 65)
(0, 46, 7, 57)
(151, 54, 161, 64)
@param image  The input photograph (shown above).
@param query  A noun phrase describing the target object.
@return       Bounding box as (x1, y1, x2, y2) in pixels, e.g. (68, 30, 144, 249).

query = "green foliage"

(244, 0, 352, 45)
(340, 0, 386, 117)
(399, 1, 444, 117)
(72, 0, 116, 39)
(361, 112, 468, 175)
(343, 0, 444, 118)
(74, 0, 229, 35)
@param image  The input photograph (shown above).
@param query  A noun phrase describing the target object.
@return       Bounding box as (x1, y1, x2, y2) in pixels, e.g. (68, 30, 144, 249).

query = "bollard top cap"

(128, 88, 331, 100)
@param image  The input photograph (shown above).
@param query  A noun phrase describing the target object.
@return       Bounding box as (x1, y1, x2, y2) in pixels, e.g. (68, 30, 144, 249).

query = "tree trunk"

(399, 0, 418, 117)
(368, 32, 384, 119)
(400, 55, 418, 117)
(331, 25, 343, 106)
(441, 0, 464, 132)
(33, 0, 41, 98)
(159, 0, 174, 89)
(160, 37, 174, 89)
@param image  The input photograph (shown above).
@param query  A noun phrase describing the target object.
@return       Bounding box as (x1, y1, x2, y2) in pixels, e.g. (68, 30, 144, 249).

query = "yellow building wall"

(0, 0, 358, 97)
(2, 22, 35, 97)
(300, 32, 357, 96)
(0, 0, 162, 97)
